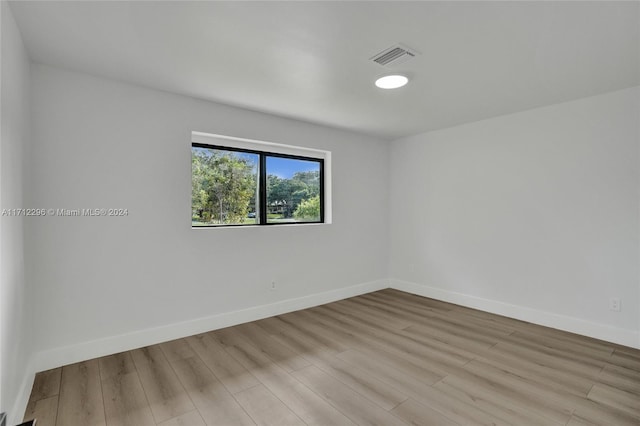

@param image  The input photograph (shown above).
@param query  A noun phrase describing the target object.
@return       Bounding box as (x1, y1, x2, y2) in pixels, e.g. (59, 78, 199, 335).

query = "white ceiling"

(9, 1, 640, 140)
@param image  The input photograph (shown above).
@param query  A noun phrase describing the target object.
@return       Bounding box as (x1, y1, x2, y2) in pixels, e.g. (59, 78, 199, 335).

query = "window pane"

(192, 146, 259, 226)
(266, 156, 321, 224)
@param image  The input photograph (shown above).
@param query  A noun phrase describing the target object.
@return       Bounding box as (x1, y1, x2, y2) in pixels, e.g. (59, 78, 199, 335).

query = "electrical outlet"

(609, 297, 621, 312)
(270, 280, 276, 291)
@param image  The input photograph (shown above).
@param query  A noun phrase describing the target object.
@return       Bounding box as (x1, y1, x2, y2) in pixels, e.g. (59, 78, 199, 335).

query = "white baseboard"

(9, 355, 35, 426)
(390, 278, 640, 349)
(32, 279, 389, 374)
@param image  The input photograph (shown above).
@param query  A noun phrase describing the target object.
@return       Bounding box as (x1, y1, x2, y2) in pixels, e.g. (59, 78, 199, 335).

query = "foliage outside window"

(192, 144, 323, 227)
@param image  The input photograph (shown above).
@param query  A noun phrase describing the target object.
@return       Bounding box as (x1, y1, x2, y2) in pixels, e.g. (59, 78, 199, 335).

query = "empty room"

(1, 1, 638, 425)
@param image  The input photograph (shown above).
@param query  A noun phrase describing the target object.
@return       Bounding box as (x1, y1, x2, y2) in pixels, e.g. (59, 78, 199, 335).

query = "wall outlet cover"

(609, 297, 621, 312)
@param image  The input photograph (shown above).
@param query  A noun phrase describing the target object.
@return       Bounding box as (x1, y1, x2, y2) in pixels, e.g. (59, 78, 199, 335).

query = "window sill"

(192, 221, 330, 229)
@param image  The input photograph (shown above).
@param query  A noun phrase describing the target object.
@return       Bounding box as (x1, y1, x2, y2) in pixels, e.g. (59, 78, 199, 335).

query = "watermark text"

(2, 208, 129, 217)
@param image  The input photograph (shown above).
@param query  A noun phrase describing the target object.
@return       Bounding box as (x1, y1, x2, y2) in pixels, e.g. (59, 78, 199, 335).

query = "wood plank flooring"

(24, 289, 640, 426)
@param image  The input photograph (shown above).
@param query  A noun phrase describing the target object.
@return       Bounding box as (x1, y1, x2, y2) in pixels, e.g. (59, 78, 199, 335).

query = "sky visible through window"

(266, 156, 318, 179)
(194, 147, 318, 179)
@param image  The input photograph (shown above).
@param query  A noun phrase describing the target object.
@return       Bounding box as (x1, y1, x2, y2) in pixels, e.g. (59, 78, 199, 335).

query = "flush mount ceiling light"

(375, 74, 409, 89)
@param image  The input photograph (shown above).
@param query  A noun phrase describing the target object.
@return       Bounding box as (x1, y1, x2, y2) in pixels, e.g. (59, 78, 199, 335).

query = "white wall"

(389, 87, 640, 347)
(29, 64, 390, 367)
(1, 1, 33, 422)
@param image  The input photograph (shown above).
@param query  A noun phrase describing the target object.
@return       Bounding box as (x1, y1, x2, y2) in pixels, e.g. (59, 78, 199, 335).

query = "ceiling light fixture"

(375, 75, 408, 89)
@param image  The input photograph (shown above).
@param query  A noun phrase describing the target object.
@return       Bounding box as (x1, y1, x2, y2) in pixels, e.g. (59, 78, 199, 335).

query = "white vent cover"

(370, 44, 418, 67)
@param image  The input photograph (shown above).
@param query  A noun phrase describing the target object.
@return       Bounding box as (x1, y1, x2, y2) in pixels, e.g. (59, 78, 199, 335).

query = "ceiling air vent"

(370, 44, 418, 67)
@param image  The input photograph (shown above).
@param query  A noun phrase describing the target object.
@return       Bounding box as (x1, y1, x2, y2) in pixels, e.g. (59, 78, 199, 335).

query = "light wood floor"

(24, 289, 640, 426)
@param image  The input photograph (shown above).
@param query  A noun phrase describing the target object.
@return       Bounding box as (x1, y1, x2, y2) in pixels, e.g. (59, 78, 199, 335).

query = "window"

(192, 133, 328, 227)
(191, 146, 259, 226)
(266, 155, 322, 224)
